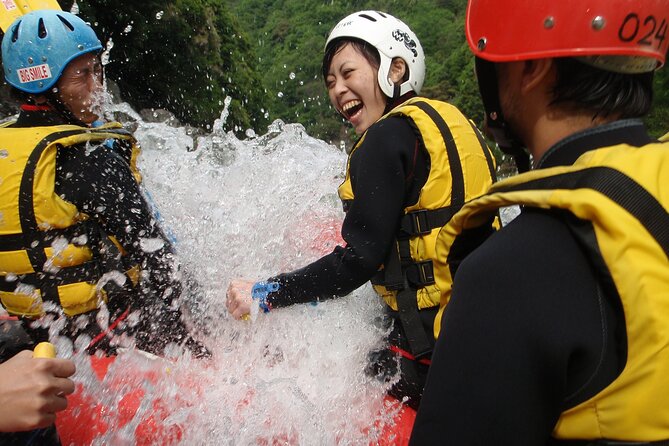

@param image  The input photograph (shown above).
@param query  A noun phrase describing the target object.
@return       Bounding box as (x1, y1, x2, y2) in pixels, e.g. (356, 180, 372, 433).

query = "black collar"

(12, 108, 72, 128)
(537, 119, 654, 169)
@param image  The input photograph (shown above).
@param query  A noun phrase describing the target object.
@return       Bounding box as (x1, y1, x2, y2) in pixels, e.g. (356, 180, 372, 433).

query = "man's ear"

(520, 58, 554, 94)
(389, 57, 407, 84)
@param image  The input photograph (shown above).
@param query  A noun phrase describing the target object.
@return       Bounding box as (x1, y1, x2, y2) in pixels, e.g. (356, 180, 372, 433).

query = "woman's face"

(325, 43, 387, 135)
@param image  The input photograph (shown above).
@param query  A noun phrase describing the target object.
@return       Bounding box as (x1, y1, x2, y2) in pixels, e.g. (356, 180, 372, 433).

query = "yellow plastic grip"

(34, 342, 56, 358)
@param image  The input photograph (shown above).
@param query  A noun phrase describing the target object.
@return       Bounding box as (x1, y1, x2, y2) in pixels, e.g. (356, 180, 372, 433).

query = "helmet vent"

(10, 22, 21, 43)
(38, 18, 47, 38)
(57, 14, 75, 32)
(358, 13, 377, 22)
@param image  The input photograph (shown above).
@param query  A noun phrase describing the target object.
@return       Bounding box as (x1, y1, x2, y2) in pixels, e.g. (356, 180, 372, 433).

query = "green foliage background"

(227, 0, 669, 144)
(67, 0, 269, 133)
(9, 0, 666, 142)
(226, 0, 485, 144)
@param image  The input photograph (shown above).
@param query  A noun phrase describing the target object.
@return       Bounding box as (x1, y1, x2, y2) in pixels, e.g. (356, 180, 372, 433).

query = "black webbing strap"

(395, 286, 433, 359)
(394, 236, 435, 359)
(0, 220, 96, 250)
(0, 261, 102, 292)
(0, 233, 25, 251)
(495, 166, 669, 259)
(468, 119, 498, 183)
(399, 205, 459, 237)
(18, 130, 86, 303)
(411, 101, 465, 208)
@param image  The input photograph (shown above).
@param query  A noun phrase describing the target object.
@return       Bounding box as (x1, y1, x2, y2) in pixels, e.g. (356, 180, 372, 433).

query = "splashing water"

(58, 105, 401, 444)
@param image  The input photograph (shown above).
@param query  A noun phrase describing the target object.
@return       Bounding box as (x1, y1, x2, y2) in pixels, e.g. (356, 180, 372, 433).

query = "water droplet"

(289, 72, 296, 80)
(277, 92, 284, 98)
(140, 237, 165, 253)
(0, 149, 7, 158)
(156, 10, 164, 19)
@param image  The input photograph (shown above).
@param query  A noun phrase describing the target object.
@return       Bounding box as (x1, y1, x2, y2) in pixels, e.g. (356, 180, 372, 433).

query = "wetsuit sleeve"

(266, 117, 422, 307)
(410, 210, 620, 444)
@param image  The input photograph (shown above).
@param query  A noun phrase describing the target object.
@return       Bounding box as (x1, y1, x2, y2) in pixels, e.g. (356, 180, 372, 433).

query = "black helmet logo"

(392, 29, 418, 57)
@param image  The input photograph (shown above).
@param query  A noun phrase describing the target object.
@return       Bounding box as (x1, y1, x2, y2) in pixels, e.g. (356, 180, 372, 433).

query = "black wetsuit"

(263, 115, 432, 408)
(1, 109, 208, 358)
(410, 120, 654, 445)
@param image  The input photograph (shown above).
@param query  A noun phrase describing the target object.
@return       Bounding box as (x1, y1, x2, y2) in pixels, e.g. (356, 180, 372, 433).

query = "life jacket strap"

(0, 260, 102, 291)
(389, 344, 432, 366)
(375, 237, 433, 359)
(395, 286, 433, 360)
(399, 205, 459, 236)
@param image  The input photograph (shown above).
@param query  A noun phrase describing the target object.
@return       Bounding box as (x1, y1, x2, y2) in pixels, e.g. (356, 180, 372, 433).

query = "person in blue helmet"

(0, 9, 209, 368)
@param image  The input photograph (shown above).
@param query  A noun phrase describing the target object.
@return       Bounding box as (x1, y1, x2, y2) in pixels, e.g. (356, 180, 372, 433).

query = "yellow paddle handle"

(0, 0, 61, 32)
(34, 342, 56, 358)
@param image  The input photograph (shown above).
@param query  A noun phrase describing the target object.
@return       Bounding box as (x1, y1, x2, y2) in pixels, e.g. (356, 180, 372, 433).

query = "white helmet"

(325, 10, 425, 97)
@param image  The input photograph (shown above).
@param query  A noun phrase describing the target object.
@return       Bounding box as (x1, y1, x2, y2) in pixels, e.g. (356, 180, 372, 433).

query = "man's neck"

(527, 110, 619, 166)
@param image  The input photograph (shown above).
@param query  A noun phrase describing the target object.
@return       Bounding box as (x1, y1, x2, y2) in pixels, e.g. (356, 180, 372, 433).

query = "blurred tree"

(74, 0, 268, 133)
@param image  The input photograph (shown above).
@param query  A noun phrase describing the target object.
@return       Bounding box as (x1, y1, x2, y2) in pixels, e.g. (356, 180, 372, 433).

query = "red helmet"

(466, 0, 668, 73)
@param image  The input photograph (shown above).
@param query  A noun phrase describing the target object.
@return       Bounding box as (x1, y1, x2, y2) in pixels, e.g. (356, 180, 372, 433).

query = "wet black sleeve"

(410, 210, 621, 445)
(56, 142, 179, 306)
(266, 117, 422, 307)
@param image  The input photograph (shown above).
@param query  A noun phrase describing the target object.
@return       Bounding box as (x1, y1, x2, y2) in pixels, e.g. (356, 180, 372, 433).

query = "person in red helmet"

(410, 0, 668, 444)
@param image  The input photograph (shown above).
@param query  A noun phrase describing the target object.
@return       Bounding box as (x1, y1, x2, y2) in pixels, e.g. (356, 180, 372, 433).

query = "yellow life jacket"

(433, 141, 669, 442)
(0, 122, 142, 318)
(338, 97, 497, 357)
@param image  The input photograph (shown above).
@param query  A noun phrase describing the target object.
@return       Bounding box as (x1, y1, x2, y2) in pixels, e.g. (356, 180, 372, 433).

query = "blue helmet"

(1, 10, 102, 94)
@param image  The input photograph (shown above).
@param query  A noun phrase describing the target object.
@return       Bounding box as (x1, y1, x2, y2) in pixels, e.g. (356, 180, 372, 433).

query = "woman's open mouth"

(341, 100, 363, 120)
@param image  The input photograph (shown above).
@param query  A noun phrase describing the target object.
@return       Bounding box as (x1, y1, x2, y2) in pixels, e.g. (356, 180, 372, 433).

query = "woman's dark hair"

(322, 38, 381, 82)
(550, 57, 654, 120)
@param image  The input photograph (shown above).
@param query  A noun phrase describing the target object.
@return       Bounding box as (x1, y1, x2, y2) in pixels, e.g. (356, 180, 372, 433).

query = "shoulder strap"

(17, 128, 134, 303)
(493, 166, 669, 257)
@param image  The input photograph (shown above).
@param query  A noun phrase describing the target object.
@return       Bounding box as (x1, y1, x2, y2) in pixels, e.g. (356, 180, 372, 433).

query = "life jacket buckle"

(406, 260, 435, 288)
(409, 210, 431, 236)
(417, 260, 435, 286)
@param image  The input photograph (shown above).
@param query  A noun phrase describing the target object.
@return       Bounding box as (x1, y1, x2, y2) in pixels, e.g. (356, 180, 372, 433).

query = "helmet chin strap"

(383, 83, 409, 114)
(474, 57, 530, 173)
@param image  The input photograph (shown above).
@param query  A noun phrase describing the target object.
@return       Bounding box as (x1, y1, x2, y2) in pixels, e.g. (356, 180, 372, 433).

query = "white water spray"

(61, 105, 400, 444)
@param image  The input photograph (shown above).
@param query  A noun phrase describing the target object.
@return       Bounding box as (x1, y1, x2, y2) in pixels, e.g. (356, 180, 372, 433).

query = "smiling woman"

(225, 10, 498, 434)
(324, 40, 387, 134)
(327, 43, 403, 134)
